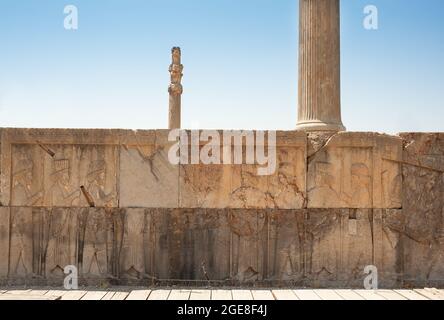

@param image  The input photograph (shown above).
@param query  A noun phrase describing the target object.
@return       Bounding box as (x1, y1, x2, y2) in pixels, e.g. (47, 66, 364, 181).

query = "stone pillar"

(168, 47, 183, 129)
(296, 0, 345, 132)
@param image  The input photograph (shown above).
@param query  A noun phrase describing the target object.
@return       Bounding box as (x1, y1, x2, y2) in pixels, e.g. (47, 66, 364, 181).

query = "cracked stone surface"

(307, 132, 403, 209)
(0, 129, 443, 287)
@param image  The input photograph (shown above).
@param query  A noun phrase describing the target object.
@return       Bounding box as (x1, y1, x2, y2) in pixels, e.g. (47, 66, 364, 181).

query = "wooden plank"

(293, 290, 321, 300)
(251, 290, 275, 300)
(375, 290, 407, 300)
(334, 290, 364, 300)
(189, 290, 211, 300)
(0, 294, 60, 300)
(148, 290, 171, 300)
(5, 290, 32, 295)
(101, 292, 116, 300)
(81, 291, 108, 301)
(394, 290, 429, 300)
(111, 292, 130, 300)
(314, 290, 343, 300)
(232, 290, 253, 300)
(211, 290, 232, 300)
(425, 288, 444, 299)
(45, 290, 68, 298)
(126, 290, 151, 301)
(354, 290, 386, 300)
(414, 289, 443, 300)
(28, 290, 50, 296)
(168, 290, 191, 300)
(272, 290, 298, 300)
(60, 291, 88, 300)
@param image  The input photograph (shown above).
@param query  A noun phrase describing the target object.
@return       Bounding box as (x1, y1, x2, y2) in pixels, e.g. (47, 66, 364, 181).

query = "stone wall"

(0, 128, 442, 288)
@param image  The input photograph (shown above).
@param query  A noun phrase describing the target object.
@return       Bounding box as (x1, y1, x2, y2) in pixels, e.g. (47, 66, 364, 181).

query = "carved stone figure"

(11, 150, 43, 206)
(8, 208, 33, 277)
(80, 209, 109, 277)
(350, 163, 371, 207)
(168, 47, 183, 129)
(47, 158, 81, 206)
(85, 160, 115, 207)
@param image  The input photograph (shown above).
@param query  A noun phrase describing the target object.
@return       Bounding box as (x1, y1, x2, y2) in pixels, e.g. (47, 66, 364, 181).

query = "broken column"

(296, 0, 345, 132)
(168, 47, 183, 129)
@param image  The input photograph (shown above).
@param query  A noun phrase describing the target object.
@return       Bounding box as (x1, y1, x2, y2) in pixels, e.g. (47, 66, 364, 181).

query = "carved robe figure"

(45, 208, 77, 278)
(120, 209, 146, 279)
(9, 209, 33, 277)
(12, 155, 43, 206)
(47, 159, 81, 206)
(80, 209, 109, 277)
(85, 160, 115, 207)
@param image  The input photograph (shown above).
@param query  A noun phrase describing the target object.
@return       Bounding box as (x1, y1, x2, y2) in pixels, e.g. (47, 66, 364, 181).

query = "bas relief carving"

(307, 134, 402, 209)
(11, 144, 118, 207)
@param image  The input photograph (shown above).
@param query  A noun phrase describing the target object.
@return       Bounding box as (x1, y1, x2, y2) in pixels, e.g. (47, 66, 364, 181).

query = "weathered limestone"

(0, 207, 9, 277)
(10, 144, 118, 207)
(305, 209, 395, 287)
(297, 0, 345, 132)
(0, 128, 412, 211)
(307, 132, 402, 208)
(0, 207, 409, 287)
(168, 47, 183, 129)
(179, 131, 307, 209)
(0, 129, 443, 287)
(394, 133, 444, 286)
(119, 130, 179, 208)
(0, 129, 123, 207)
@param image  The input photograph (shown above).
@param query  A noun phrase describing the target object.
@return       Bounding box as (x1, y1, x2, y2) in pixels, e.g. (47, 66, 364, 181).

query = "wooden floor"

(0, 288, 443, 300)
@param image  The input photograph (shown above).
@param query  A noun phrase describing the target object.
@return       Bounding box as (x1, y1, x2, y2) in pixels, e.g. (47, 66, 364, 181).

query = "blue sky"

(0, 0, 442, 133)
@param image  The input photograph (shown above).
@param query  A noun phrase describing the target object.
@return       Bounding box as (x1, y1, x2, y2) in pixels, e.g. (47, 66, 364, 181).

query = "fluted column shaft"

(297, 0, 345, 132)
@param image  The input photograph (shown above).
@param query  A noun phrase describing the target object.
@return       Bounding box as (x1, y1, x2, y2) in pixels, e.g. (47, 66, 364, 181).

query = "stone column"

(168, 47, 183, 129)
(296, 0, 345, 132)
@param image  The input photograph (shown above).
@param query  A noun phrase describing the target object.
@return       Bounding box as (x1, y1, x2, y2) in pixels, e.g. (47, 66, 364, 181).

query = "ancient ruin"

(168, 47, 183, 130)
(0, 0, 443, 288)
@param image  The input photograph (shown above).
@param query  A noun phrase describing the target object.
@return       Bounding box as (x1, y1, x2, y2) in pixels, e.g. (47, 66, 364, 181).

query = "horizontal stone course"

(0, 206, 442, 288)
(0, 207, 399, 287)
(0, 128, 408, 210)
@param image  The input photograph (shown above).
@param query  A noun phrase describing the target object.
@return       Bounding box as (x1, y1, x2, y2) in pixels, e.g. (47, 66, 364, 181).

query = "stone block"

(9, 207, 33, 278)
(1, 128, 124, 207)
(267, 210, 305, 282)
(307, 132, 402, 209)
(228, 209, 268, 282)
(179, 131, 306, 209)
(151, 208, 232, 281)
(393, 133, 444, 286)
(0, 207, 9, 277)
(373, 209, 403, 288)
(400, 132, 444, 170)
(119, 130, 179, 208)
(32, 207, 80, 280)
(304, 209, 374, 287)
(117, 208, 153, 280)
(77, 208, 114, 278)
